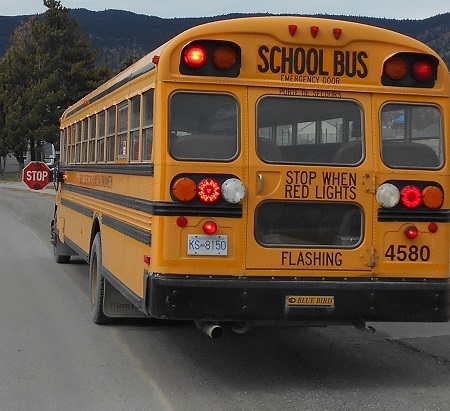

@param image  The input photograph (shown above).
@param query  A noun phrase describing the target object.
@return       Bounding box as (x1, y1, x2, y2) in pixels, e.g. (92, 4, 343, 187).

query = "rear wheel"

(52, 223, 71, 264)
(89, 233, 112, 325)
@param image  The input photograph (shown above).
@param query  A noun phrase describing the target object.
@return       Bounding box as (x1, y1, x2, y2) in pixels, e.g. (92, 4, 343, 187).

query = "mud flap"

(103, 280, 149, 318)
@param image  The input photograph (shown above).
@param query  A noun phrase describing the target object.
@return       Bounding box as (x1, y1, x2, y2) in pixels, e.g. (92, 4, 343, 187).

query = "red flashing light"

(411, 59, 434, 82)
(197, 179, 221, 203)
(202, 221, 217, 235)
(401, 185, 422, 208)
(405, 225, 419, 240)
(183, 44, 207, 68)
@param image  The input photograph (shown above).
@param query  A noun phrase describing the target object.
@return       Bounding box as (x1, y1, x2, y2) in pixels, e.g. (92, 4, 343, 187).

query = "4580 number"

(384, 245, 430, 262)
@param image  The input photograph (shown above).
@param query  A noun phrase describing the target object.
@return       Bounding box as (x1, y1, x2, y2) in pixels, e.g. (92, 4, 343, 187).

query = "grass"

(0, 171, 22, 182)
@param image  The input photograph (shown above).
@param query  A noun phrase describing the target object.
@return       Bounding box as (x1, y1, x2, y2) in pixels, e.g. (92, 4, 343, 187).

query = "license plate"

(187, 234, 228, 256)
(285, 295, 335, 307)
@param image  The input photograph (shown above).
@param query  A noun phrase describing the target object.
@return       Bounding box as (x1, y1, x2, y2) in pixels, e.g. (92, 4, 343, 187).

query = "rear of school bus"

(146, 16, 449, 327)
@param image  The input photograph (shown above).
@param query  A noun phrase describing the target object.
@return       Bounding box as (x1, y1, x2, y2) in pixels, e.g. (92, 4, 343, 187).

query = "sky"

(1, 0, 449, 20)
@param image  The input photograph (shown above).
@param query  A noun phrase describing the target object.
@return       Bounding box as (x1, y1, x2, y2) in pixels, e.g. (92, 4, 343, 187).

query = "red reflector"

(176, 216, 188, 228)
(400, 186, 422, 208)
(203, 221, 217, 235)
(183, 44, 207, 68)
(428, 222, 438, 233)
(197, 179, 221, 203)
(405, 225, 419, 240)
(144, 255, 151, 265)
(411, 59, 434, 81)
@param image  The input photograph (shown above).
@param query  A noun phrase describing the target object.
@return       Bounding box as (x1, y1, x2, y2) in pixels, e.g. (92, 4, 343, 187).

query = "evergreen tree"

(0, 0, 110, 167)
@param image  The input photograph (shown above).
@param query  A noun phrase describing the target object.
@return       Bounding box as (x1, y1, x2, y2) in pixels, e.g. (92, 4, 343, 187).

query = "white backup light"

(376, 183, 400, 208)
(221, 178, 246, 204)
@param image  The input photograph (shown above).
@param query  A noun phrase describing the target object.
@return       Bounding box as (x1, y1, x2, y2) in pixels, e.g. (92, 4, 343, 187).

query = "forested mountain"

(1, 9, 449, 70)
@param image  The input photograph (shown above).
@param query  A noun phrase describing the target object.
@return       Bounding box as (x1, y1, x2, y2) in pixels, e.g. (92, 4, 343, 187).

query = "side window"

(380, 103, 443, 169)
(88, 115, 96, 163)
(129, 96, 140, 162)
(106, 106, 116, 162)
(169, 92, 239, 161)
(117, 101, 128, 159)
(97, 111, 105, 162)
(75, 123, 82, 163)
(81, 118, 88, 163)
(142, 90, 154, 162)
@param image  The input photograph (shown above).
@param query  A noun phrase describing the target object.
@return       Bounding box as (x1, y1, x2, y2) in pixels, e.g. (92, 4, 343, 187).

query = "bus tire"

(89, 233, 112, 325)
(53, 238, 71, 264)
(52, 220, 71, 264)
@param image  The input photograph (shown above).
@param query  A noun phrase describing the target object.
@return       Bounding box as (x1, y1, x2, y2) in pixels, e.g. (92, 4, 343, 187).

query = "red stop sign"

(22, 162, 51, 190)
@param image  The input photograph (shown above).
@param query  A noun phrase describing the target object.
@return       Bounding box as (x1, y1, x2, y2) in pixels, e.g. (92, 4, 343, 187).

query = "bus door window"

(256, 97, 363, 165)
(129, 96, 140, 162)
(169, 92, 239, 161)
(380, 104, 443, 169)
(97, 111, 105, 162)
(117, 102, 128, 159)
(142, 90, 154, 162)
(106, 106, 116, 162)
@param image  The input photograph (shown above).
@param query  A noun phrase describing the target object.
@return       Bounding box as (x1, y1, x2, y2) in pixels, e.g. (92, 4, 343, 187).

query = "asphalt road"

(0, 182, 449, 411)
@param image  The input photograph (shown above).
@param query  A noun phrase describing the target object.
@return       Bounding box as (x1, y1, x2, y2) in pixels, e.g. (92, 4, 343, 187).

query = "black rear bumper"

(145, 274, 449, 324)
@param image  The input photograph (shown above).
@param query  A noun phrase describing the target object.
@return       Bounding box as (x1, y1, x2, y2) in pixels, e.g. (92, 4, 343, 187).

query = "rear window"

(255, 201, 363, 248)
(169, 92, 239, 161)
(380, 103, 443, 169)
(257, 96, 363, 165)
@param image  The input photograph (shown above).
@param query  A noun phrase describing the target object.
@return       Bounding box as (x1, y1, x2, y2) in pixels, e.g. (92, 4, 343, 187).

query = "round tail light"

(400, 185, 422, 208)
(197, 179, 221, 203)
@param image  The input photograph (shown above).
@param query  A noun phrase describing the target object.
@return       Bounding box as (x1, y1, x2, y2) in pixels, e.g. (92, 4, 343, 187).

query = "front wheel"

(89, 233, 112, 325)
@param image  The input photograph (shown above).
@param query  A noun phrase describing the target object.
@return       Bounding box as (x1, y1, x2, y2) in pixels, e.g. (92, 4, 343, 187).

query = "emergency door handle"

(257, 173, 263, 194)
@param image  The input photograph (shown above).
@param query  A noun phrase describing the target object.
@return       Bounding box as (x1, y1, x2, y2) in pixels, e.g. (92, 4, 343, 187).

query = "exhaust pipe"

(195, 321, 224, 339)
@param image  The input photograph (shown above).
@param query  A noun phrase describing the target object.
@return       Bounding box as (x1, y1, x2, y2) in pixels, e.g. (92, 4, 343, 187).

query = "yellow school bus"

(52, 16, 449, 336)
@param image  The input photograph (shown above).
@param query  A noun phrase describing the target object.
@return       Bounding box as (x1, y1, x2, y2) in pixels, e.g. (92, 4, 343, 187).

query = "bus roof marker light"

(310, 26, 319, 38)
(221, 178, 246, 204)
(183, 44, 207, 69)
(376, 183, 400, 208)
(401, 185, 422, 208)
(333, 28, 342, 39)
(288, 25, 297, 36)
